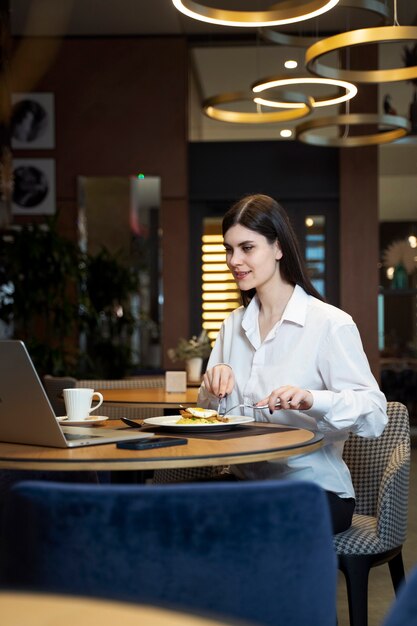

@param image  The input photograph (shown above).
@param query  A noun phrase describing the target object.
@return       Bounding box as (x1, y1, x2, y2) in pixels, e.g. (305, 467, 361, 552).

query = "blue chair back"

(382, 565, 417, 626)
(0, 479, 337, 626)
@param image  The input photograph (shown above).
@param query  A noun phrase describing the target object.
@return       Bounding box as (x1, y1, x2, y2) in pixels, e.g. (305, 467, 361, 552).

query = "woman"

(199, 194, 387, 533)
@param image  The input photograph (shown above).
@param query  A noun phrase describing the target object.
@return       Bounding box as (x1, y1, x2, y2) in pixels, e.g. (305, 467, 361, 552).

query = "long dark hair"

(222, 194, 324, 306)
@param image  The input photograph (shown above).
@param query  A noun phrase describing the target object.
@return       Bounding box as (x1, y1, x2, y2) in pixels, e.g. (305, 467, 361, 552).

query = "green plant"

(168, 330, 211, 363)
(0, 217, 82, 375)
(0, 220, 142, 378)
(78, 247, 140, 378)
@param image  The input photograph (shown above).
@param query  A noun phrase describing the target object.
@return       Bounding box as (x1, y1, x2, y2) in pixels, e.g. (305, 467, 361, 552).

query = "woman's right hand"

(203, 364, 235, 398)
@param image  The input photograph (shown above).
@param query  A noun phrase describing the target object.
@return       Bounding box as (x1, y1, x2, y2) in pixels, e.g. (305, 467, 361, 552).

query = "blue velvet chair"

(382, 565, 417, 626)
(0, 479, 337, 626)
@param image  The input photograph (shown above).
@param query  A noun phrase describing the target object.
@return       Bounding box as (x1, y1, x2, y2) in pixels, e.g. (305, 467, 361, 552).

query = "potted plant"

(78, 247, 140, 379)
(402, 43, 417, 134)
(168, 330, 212, 382)
(0, 217, 82, 375)
(0, 218, 142, 379)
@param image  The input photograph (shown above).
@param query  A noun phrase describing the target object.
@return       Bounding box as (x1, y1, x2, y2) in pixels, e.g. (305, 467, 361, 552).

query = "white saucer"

(57, 415, 109, 426)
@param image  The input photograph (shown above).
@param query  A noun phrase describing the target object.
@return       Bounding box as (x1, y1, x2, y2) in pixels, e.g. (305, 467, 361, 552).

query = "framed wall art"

(11, 93, 55, 149)
(12, 158, 56, 215)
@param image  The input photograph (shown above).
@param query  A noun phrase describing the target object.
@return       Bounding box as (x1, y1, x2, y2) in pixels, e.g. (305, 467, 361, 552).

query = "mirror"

(77, 175, 162, 372)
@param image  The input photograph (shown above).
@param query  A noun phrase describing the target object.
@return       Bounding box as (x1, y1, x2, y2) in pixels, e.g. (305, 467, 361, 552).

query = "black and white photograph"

(11, 93, 55, 149)
(12, 158, 56, 215)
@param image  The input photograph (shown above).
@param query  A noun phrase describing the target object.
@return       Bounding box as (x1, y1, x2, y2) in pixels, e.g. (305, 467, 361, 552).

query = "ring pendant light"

(260, 0, 390, 47)
(202, 91, 314, 124)
(306, 25, 417, 82)
(171, 0, 340, 27)
(295, 113, 410, 146)
(252, 76, 357, 108)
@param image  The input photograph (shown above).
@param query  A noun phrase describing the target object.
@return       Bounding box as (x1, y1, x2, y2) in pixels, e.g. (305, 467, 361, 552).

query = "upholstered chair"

(382, 564, 417, 626)
(334, 401, 410, 626)
(0, 479, 337, 626)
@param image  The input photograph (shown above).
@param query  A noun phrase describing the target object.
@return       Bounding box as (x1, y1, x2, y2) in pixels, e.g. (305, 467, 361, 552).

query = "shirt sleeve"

(197, 323, 227, 410)
(306, 323, 387, 437)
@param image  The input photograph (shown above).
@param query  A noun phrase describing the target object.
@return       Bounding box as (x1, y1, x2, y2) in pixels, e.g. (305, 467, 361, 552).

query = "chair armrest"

(377, 441, 410, 547)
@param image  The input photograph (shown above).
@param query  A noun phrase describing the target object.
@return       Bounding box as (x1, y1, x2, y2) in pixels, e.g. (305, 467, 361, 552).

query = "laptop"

(0, 340, 152, 448)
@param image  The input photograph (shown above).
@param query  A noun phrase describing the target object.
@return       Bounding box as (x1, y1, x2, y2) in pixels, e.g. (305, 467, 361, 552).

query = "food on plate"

(177, 406, 229, 424)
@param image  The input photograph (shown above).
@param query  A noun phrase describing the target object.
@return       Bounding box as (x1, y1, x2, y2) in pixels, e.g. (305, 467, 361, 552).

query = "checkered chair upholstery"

(334, 401, 410, 626)
(75, 377, 165, 420)
(43, 375, 165, 421)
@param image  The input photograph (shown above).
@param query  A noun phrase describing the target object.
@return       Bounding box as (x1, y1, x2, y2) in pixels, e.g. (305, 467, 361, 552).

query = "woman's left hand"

(256, 385, 313, 412)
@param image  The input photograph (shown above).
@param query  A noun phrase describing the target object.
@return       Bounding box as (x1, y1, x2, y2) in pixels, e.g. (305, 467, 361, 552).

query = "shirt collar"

(242, 284, 309, 332)
(282, 284, 309, 326)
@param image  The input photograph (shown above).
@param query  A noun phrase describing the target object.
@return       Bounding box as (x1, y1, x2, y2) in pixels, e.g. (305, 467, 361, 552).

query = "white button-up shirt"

(198, 284, 387, 499)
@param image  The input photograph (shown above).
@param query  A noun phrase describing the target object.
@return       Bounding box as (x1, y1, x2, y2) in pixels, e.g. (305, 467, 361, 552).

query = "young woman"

(199, 194, 387, 533)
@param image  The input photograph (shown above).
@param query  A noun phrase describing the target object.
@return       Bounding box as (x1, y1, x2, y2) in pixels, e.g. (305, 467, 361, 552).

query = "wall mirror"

(77, 175, 162, 373)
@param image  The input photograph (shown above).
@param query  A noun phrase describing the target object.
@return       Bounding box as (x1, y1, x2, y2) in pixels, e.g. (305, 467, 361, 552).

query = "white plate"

(143, 415, 254, 432)
(57, 415, 109, 426)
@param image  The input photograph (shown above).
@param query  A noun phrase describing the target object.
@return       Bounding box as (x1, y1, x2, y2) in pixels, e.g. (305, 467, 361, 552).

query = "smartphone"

(116, 437, 188, 450)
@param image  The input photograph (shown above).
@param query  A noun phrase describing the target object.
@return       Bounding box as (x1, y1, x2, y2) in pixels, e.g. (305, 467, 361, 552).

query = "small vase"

(185, 357, 203, 383)
(392, 263, 408, 290)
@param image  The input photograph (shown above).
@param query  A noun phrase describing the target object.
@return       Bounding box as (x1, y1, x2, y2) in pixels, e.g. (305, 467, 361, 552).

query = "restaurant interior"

(1, 1, 417, 625)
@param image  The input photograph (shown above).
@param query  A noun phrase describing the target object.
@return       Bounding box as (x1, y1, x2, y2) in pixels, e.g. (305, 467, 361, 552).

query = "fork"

(218, 398, 281, 417)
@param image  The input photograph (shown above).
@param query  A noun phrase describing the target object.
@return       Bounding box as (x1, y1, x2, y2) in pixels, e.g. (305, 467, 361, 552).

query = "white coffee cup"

(63, 388, 104, 421)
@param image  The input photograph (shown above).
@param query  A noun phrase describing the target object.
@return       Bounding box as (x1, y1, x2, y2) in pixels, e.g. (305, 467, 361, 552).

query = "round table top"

(0, 592, 236, 626)
(0, 422, 323, 471)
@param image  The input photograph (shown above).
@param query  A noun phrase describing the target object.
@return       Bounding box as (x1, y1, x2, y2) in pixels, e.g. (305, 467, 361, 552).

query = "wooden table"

(0, 422, 322, 472)
(1, 592, 236, 626)
(98, 387, 199, 409)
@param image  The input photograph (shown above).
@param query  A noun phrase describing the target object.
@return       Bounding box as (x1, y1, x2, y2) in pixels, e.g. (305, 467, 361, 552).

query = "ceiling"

(10, 1, 417, 220)
(9, 1, 417, 37)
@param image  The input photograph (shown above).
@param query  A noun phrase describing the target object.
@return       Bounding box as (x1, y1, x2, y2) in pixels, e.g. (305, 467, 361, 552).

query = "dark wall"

(11, 36, 189, 367)
(188, 141, 340, 333)
(189, 140, 339, 202)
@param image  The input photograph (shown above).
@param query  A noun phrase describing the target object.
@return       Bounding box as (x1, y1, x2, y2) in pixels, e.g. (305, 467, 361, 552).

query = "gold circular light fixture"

(260, 0, 390, 47)
(252, 76, 357, 108)
(171, 0, 340, 27)
(202, 91, 314, 124)
(295, 113, 410, 147)
(306, 26, 417, 82)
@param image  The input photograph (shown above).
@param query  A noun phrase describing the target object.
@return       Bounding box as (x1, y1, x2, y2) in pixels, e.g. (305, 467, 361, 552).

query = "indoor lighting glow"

(204, 322, 223, 330)
(306, 25, 417, 83)
(284, 60, 298, 69)
(252, 76, 357, 108)
(203, 302, 238, 310)
(202, 263, 229, 271)
(202, 244, 226, 252)
(202, 253, 227, 263)
(296, 113, 410, 147)
(203, 311, 230, 320)
(408, 235, 417, 248)
(387, 267, 395, 280)
(172, 0, 340, 27)
(260, 0, 390, 47)
(305, 217, 315, 227)
(203, 292, 239, 300)
(203, 91, 313, 124)
(202, 235, 223, 242)
(280, 129, 293, 138)
(202, 273, 232, 281)
(202, 283, 236, 291)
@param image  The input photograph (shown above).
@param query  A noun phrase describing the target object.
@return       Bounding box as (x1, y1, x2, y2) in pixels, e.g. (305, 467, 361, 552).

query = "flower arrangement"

(382, 239, 416, 275)
(168, 330, 212, 363)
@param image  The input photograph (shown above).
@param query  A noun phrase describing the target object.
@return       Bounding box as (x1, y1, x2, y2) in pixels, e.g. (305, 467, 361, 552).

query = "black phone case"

(116, 437, 187, 450)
